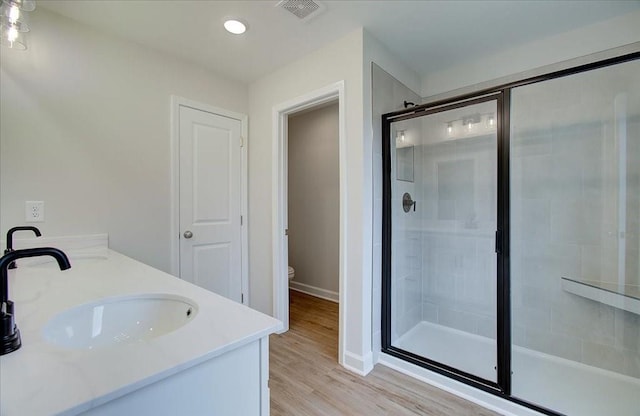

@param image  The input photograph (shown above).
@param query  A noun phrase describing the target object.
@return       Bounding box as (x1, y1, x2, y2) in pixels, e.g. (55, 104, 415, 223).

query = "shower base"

(394, 322, 639, 415)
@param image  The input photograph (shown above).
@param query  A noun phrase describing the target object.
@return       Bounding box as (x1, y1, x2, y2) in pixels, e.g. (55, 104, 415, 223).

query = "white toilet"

(288, 266, 295, 281)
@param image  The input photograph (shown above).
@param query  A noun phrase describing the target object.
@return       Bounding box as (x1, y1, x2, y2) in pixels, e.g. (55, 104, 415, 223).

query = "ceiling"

(39, 0, 640, 84)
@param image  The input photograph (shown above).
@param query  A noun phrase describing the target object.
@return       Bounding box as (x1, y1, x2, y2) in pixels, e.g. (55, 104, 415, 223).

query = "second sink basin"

(42, 294, 198, 350)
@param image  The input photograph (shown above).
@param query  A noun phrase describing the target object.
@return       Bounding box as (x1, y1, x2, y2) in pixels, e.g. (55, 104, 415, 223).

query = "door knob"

(183, 230, 193, 239)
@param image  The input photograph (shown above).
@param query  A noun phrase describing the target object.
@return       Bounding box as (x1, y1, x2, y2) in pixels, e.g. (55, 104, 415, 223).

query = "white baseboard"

(342, 351, 374, 376)
(289, 281, 339, 303)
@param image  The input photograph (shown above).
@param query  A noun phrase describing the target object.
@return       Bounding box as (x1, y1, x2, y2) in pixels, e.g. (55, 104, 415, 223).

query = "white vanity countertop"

(0, 250, 282, 416)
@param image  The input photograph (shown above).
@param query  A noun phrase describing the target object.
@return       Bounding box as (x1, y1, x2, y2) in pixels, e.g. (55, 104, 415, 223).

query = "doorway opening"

(272, 81, 346, 366)
(287, 101, 340, 303)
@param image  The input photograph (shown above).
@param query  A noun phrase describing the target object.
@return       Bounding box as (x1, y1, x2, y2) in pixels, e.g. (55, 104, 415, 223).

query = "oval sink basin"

(42, 294, 198, 350)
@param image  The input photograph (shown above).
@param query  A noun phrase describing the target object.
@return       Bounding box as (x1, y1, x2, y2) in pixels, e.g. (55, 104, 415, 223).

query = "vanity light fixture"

(224, 19, 247, 35)
(465, 113, 482, 131)
(445, 113, 494, 139)
(463, 117, 474, 131)
(0, 0, 35, 50)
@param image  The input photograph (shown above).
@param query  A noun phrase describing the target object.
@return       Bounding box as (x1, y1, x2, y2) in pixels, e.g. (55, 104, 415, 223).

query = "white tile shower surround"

(390, 227, 498, 347)
(508, 114, 640, 377)
(420, 229, 497, 335)
(395, 321, 640, 416)
(391, 108, 499, 346)
(391, 119, 640, 379)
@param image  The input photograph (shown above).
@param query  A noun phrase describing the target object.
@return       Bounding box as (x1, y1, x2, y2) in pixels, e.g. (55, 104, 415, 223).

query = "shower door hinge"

(241, 293, 244, 303)
(241, 215, 243, 226)
(240, 136, 244, 147)
(495, 230, 501, 254)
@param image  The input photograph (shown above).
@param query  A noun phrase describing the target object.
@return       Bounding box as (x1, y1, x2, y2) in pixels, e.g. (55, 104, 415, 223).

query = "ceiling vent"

(276, 0, 326, 22)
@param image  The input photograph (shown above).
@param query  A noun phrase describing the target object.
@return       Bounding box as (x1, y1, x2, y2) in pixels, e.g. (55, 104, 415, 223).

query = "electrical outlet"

(25, 201, 45, 223)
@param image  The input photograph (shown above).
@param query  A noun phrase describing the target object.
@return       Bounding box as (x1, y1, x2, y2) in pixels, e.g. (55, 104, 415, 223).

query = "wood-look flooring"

(269, 290, 500, 416)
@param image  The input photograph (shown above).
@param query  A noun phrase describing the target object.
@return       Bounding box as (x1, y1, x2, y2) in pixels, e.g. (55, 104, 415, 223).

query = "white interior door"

(179, 105, 242, 303)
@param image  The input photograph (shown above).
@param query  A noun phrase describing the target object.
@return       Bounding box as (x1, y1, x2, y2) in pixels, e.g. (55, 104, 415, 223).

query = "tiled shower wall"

(371, 63, 422, 343)
(419, 134, 498, 339)
(510, 87, 640, 379)
(391, 141, 423, 340)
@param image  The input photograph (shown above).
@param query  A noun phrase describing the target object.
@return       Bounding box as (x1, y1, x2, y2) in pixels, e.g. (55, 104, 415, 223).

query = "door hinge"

(495, 230, 501, 254)
(241, 293, 244, 303)
(240, 136, 244, 147)
(241, 215, 243, 226)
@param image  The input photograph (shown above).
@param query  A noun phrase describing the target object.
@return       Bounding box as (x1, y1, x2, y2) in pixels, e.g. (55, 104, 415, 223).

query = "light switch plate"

(25, 201, 45, 222)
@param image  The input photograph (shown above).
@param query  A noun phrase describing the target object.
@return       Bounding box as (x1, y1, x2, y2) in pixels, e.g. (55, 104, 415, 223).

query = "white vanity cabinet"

(80, 338, 271, 416)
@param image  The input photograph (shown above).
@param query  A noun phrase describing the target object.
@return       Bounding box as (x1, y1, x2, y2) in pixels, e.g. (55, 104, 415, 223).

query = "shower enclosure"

(382, 54, 640, 415)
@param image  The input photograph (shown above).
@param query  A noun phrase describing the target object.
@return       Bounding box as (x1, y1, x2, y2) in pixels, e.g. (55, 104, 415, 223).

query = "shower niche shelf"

(561, 277, 640, 315)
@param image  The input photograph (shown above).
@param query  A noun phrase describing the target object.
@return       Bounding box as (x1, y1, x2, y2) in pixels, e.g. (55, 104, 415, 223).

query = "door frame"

(272, 81, 347, 364)
(170, 95, 249, 305)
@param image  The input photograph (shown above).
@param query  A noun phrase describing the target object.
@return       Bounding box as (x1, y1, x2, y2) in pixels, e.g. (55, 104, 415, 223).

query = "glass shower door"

(388, 98, 500, 384)
(510, 58, 640, 416)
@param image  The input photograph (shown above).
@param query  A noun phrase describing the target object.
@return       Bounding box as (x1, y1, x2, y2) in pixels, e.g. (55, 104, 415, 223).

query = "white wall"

(0, 9, 247, 272)
(248, 28, 367, 371)
(288, 103, 340, 298)
(422, 10, 640, 98)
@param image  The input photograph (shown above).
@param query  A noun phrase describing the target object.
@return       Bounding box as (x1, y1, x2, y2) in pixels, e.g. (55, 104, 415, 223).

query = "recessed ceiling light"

(224, 19, 247, 35)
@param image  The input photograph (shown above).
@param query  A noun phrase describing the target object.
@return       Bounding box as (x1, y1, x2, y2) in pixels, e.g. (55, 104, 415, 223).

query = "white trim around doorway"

(272, 81, 347, 366)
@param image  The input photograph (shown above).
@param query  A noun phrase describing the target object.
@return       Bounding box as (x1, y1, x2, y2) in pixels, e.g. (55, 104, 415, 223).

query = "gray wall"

(287, 103, 340, 298)
(371, 64, 422, 341)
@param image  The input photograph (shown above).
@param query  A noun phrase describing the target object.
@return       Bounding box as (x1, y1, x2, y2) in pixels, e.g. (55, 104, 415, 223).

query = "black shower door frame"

(381, 91, 511, 394)
(380, 51, 640, 416)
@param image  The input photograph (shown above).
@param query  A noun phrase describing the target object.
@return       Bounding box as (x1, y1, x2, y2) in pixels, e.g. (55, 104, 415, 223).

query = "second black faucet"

(4, 226, 42, 269)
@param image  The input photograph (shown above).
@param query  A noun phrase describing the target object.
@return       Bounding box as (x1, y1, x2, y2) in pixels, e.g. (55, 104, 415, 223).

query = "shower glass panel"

(510, 59, 640, 415)
(389, 100, 498, 383)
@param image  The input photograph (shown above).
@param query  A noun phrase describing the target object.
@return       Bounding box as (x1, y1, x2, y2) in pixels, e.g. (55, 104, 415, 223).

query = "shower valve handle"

(402, 193, 416, 213)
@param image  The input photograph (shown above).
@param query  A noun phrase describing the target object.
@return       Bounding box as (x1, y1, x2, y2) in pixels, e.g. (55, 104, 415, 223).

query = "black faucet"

(4, 226, 42, 269)
(0, 247, 71, 356)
